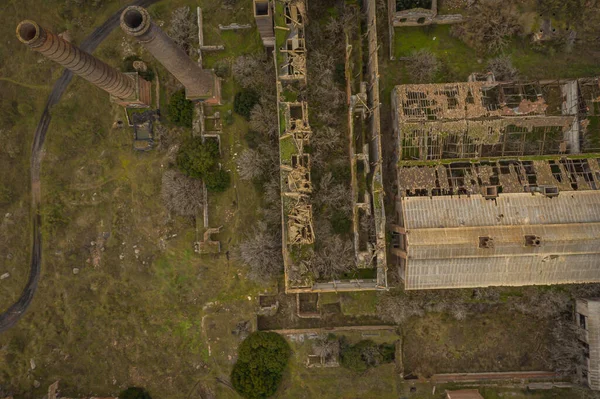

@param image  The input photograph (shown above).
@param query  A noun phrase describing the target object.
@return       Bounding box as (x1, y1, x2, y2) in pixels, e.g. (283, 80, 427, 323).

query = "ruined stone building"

(274, 0, 314, 293)
(575, 298, 600, 390)
(387, 0, 462, 27)
(275, 0, 388, 293)
(391, 78, 600, 290)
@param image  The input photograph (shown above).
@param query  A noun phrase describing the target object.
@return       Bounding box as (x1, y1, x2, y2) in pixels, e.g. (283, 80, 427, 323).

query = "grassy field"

(391, 24, 600, 84)
(0, 0, 272, 397)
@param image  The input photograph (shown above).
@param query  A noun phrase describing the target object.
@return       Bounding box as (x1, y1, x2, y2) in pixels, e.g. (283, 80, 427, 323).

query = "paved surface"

(0, 0, 158, 334)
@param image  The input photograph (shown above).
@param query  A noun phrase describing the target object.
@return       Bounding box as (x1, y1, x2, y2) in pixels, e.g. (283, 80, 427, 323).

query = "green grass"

(392, 25, 600, 84)
(340, 292, 380, 316)
(394, 25, 481, 82)
(280, 136, 297, 162)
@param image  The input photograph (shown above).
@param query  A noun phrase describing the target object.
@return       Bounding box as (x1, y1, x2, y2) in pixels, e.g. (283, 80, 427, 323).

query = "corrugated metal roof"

(407, 223, 600, 259)
(405, 254, 600, 290)
(403, 192, 600, 230)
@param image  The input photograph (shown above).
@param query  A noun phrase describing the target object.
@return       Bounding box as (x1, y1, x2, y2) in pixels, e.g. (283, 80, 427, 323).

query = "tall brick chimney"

(120, 6, 217, 101)
(16, 20, 140, 102)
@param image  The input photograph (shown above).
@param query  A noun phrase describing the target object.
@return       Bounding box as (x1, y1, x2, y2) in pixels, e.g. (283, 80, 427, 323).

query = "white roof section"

(402, 191, 600, 290)
(402, 191, 600, 230)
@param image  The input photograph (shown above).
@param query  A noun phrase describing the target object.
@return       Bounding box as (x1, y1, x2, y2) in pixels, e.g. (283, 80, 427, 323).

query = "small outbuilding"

(446, 389, 484, 399)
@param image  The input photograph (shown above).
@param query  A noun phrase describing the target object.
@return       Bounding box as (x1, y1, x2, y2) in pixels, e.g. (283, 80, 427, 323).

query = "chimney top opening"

(18, 22, 38, 42)
(124, 9, 144, 29)
(255, 2, 269, 16)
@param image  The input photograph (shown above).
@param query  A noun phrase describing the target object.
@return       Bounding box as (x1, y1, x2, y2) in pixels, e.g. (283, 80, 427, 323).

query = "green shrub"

(223, 110, 234, 126)
(234, 89, 260, 119)
(214, 60, 230, 78)
(0, 184, 13, 205)
(244, 130, 263, 149)
(340, 339, 395, 372)
(168, 89, 194, 127)
(204, 168, 231, 192)
(176, 137, 219, 179)
(331, 210, 352, 235)
(334, 62, 346, 87)
(231, 331, 291, 399)
(176, 138, 230, 193)
(119, 387, 152, 399)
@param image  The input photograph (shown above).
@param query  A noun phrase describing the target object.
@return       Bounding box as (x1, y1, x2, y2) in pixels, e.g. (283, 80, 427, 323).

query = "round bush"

(204, 168, 231, 192)
(176, 138, 219, 179)
(231, 331, 291, 399)
(234, 89, 260, 119)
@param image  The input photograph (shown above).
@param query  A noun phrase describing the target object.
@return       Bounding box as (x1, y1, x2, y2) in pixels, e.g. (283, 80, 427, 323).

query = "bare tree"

(168, 6, 198, 55)
(313, 335, 340, 362)
(237, 149, 265, 181)
(232, 55, 276, 97)
(161, 169, 203, 217)
(451, 3, 522, 54)
(311, 126, 343, 154)
(310, 235, 354, 280)
(487, 56, 519, 81)
(250, 99, 278, 138)
(314, 172, 352, 214)
(406, 49, 439, 83)
(307, 50, 345, 110)
(549, 318, 587, 378)
(509, 287, 570, 318)
(237, 222, 283, 281)
(377, 292, 425, 324)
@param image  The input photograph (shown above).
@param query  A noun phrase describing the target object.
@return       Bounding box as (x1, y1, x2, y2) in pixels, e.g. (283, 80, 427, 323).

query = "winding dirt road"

(0, 0, 158, 333)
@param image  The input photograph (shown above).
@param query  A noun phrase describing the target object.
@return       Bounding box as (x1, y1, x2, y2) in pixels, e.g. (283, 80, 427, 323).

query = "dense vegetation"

(340, 338, 395, 372)
(167, 89, 194, 127)
(119, 387, 152, 399)
(231, 332, 291, 399)
(395, 0, 431, 12)
(234, 88, 260, 119)
(176, 137, 230, 192)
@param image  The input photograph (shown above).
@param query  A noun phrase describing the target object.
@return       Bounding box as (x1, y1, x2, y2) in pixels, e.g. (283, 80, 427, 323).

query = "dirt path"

(0, 0, 159, 334)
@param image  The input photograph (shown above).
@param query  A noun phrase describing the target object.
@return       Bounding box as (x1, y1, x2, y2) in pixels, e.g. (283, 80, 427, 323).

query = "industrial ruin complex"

(390, 77, 600, 290)
(10, 0, 600, 396)
(16, 2, 600, 296)
(273, 0, 387, 294)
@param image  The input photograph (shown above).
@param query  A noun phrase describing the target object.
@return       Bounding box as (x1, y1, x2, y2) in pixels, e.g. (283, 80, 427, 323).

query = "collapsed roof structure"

(391, 77, 600, 290)
(274, 0, 387, 293)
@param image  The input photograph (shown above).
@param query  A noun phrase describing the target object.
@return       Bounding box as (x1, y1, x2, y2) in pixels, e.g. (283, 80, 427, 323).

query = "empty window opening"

(580, 314, 587, 330)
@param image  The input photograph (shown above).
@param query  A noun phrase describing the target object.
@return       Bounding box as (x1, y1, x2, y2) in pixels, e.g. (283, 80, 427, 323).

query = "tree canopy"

(234, 89, 260, 119)
(175, 138, 230, 192)
(168, 89, 194, 127)
(231, 331, 291, 399)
